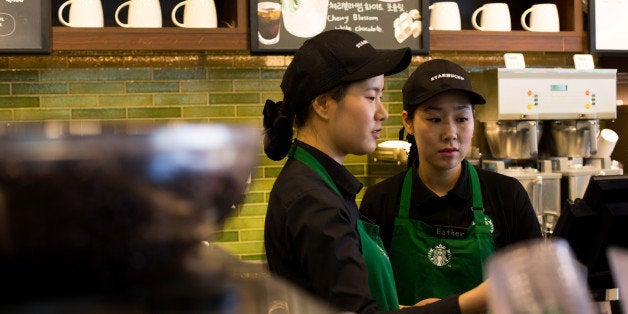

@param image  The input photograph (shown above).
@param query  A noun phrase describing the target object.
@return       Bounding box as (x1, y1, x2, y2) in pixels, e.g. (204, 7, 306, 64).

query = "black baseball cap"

(402, 59, 486, 110)
(281, 29, 411, 112)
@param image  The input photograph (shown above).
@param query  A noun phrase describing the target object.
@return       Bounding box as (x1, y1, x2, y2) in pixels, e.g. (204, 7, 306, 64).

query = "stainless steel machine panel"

(472, 68, 617, 121)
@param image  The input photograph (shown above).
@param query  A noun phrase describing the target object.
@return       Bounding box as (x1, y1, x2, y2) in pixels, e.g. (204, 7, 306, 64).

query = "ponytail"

(399, 126, 418, 169)
(406, 134, 418, 169)
(263, 99, 294, 161)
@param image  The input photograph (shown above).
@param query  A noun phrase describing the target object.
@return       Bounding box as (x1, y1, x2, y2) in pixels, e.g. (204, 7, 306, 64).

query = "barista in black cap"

(360, 59, 542, 306)
(263, 32, 488, 313)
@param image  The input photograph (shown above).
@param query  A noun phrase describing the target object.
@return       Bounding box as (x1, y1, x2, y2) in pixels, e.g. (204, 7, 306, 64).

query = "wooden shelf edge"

(52, 27, 249, 51)
(51, 29, 586, 53)
(430, 30, 586, 52)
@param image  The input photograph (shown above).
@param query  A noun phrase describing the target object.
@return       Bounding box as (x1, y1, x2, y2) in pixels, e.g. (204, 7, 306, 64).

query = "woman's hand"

(415, 298, 440, 306)
(458, 280, 489, 314)
(399, 298, 441, 309)
(401, 280, 489, 312)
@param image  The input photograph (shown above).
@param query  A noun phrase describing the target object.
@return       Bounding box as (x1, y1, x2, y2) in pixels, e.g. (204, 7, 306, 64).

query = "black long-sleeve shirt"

(264, 140, 461, 314)
(359, 160, 543, 252)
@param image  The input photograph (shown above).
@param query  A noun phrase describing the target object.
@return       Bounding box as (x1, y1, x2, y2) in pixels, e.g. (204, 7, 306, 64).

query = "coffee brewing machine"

(471, 68, 621, 235)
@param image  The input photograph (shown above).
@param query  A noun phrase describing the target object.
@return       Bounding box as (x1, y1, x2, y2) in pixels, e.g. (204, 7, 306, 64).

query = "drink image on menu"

(281, 0, 328, 38)
(257, 1, 281, 45)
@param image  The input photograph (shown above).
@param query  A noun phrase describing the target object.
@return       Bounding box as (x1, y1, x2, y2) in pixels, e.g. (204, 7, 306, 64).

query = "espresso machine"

(471, 68, 619, 235)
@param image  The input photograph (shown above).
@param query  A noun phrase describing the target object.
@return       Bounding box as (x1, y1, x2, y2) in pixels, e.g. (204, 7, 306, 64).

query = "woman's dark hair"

(263, 84, 348, 161)
(401, 103, 421, 168)
(402, 131, 419, 169)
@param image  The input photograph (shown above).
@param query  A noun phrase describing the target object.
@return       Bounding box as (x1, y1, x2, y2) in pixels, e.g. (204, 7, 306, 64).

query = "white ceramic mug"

(471, 3, 511, 31)
(171, 0, 217, 28)
(115, 0, 162, 28)
(58, 0, 104, 28)
(429, 2, 461, 31)
(521, 3, 560, 32)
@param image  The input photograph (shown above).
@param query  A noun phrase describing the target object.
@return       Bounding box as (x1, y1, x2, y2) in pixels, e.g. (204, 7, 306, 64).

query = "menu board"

(589, 0, 628, 54)
(250, 0, 429, 54)
(0, 0, 51, 53)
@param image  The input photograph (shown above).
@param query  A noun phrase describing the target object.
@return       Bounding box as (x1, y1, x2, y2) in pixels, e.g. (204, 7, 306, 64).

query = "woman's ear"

(311, 94, 332, 121)
(401, 110, 413, 135)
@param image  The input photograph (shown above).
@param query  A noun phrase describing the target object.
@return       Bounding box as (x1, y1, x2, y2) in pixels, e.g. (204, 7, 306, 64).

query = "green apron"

(389, 162, 495, 305)
(290, 144, 399, 311)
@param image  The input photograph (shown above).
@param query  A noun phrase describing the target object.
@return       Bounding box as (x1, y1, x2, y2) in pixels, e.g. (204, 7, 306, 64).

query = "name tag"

(432, 225, 468, 239)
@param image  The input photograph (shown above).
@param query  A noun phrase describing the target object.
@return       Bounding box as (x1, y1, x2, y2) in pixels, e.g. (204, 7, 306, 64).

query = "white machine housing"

(472, 68, 617, 121)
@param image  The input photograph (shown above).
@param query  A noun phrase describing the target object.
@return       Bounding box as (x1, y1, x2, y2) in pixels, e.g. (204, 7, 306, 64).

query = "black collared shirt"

(264, 140, 461, 314)
(360, 160, 543, 250)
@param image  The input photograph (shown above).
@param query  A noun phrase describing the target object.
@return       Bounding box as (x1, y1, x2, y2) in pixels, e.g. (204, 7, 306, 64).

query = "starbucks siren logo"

(484, 216, 494, 233)
(428, 244, 451, 267)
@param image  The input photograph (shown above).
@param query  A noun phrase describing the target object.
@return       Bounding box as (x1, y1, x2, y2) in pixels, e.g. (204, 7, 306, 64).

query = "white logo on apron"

(428, 244, 451, 267)
(484, 216, 494, 233)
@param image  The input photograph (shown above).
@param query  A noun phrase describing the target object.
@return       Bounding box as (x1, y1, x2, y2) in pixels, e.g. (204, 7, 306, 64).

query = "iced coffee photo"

(257, 1, 281, 45)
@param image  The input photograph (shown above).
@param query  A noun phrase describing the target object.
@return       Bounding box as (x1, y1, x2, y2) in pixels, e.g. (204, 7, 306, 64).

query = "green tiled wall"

(0, 50, 576, 260)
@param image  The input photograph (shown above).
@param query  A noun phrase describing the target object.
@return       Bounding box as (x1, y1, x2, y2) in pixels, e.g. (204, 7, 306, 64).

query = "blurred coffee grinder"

(0, 121, 337, 313)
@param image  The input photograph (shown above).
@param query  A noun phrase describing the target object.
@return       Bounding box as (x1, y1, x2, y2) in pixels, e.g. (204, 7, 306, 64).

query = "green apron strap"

(358, 220, 400, 311)
(399, 169, 413, 218)
(466, 162, 483, 210)
(289, 143, 399, 310)
(290, 144, 342, 196)
(401, 161, 483, 213)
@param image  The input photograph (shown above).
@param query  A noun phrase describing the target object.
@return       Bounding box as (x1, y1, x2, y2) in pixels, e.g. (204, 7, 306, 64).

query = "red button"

(585, 90, 590, 96)
(527, 90, 532, 96)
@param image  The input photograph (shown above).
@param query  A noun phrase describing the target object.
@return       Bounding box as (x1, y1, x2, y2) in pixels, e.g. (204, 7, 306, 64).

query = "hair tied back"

(263, 99, 282, 130)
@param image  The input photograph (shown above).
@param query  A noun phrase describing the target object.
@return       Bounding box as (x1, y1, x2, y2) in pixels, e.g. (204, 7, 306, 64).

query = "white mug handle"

(171, 1, 187, 27)
(58, 0, 73, 27)
(115, 1, 131, 27)
(521, 7, 534, 31)
(471, 6, 485, 31)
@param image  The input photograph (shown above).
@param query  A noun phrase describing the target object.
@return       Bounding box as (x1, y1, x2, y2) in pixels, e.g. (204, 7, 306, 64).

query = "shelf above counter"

(51, 0, 249, 51)
(50, 0, 586, 53)
(52, 27, 586, 52)
(52, 27, 249, 51)
(429, 30, 587, 52)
